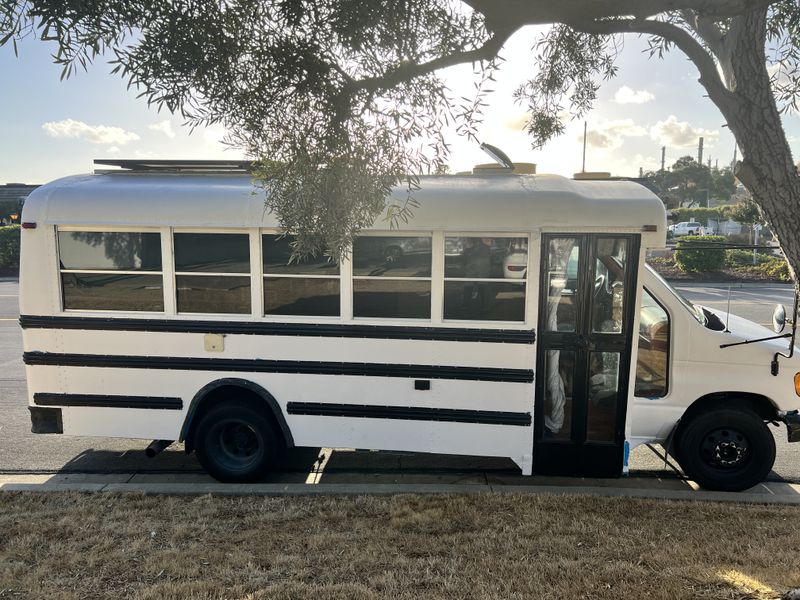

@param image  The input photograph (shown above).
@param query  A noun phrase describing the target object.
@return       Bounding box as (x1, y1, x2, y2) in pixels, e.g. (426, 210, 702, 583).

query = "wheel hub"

(701, 428, 750, 469)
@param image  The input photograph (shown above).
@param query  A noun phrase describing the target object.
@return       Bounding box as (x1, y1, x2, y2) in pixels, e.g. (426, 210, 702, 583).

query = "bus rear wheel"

(676, 407, 775, 492)
(194, 399, 280, 483)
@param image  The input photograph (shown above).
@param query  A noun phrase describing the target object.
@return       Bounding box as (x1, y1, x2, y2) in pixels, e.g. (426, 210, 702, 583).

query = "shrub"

(726, 248, 770, 267)
(0, 226, 20, 268)
(761, 256, 791, 282)
(675, 235, 726, 272)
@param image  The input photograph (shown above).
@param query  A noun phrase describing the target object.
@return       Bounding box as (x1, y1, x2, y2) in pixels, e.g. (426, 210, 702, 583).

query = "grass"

(1, 492, 799, 599)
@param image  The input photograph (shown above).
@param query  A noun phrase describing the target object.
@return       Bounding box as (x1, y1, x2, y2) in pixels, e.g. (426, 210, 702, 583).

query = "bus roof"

(22, 171, 667, 247)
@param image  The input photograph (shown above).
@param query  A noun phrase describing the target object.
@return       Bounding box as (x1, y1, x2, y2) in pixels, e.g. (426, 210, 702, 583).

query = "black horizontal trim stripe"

(23, 352, 534, 384)
(19, 315, 535, 344)
(34, 393, 182, 410)
(287, 402, 531, 426)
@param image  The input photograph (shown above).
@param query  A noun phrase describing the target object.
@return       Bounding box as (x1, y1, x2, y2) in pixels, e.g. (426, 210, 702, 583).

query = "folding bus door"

(533, 234, 640, 477)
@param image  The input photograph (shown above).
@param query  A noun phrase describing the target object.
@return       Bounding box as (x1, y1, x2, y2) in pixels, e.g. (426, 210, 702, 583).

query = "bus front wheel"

(677, 407, 776, 492)
(194, 399, 280, 483)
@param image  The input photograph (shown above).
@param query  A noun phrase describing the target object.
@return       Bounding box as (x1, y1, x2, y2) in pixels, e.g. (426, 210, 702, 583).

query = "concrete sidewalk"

(2, 472, 800, 504)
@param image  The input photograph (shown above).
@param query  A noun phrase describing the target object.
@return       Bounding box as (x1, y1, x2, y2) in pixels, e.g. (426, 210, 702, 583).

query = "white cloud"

(106, 146, 121, 155)
(582, 119, 647, 150)
(41, 119, 140, 145)
(148, 120, 175, 138)
(202, 123, 229, 147)
(649, 115, 718, 148)
(614, 86, 655, 105)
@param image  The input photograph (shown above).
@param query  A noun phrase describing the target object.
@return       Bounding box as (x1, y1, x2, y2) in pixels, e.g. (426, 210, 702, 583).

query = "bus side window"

(635, 289, 670, 398)
(58, 230, 164, 312)
(443, 236, 527, 322)
(262, 234, 340, 316)
(173, 232, 251, 314)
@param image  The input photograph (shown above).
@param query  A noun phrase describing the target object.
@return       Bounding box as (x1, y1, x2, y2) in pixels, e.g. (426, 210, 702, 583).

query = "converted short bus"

(19, 160, 800, 491)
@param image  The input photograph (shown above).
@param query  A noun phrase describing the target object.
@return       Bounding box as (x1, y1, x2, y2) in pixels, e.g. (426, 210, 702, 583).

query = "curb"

(2, 479, 800, 505)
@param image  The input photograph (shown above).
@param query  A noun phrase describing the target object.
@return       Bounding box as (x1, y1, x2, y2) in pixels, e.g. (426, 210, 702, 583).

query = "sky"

(1, 25, 799, 184)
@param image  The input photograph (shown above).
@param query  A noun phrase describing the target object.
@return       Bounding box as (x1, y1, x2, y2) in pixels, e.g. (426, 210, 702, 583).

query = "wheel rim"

(209, 418, 264, 473)
(699, 427, 751, 470)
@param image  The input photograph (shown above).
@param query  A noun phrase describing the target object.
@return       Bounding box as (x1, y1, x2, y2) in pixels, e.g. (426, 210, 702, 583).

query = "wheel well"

(676, 392, 780, 436)
(181, 379, 293, 454)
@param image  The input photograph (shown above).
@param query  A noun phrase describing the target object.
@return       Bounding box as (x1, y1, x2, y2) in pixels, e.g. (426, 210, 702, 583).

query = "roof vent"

(479, 143, 514, 171)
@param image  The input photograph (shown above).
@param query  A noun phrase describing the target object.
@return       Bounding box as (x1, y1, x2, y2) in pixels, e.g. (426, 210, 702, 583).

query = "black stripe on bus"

(34, 393, 182, 410)
(19, 315, 535, 344)
(23, 352, 534, 384)
(286, 402, 532, 426)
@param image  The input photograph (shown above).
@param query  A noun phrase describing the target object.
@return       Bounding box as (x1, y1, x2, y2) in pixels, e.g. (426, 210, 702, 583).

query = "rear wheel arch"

(180, 378, 293, 453)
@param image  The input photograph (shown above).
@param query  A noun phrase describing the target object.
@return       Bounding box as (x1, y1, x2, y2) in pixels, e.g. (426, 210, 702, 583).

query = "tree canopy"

(2, 1, 800, 273)
(642, 156, 737, 209)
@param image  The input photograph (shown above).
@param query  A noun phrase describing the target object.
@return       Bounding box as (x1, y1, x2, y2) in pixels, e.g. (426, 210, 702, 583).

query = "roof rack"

(94, 159, 254, 173)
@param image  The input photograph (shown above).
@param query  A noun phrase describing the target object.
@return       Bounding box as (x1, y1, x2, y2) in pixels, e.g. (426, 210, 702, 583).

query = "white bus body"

(19, 163, 800, 490)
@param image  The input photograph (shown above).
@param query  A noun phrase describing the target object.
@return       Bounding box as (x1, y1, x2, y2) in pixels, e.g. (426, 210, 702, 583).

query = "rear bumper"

(779, 410, 800, 443)
(29, 406, 63, 434)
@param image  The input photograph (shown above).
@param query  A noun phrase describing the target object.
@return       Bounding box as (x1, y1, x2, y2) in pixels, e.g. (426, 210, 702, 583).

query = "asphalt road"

(1, 278, 797, 483)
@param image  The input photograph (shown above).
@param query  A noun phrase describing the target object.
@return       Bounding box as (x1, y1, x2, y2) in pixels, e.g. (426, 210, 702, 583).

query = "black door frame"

(533, 233, 641, 477)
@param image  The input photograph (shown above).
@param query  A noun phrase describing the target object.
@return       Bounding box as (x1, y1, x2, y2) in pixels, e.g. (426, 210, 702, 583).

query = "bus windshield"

(644, 264, 704, 324)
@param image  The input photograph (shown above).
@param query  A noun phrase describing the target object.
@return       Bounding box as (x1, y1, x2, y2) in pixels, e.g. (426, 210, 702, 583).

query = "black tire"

(676, 407, 775, 492)
(194, 399, 281, 483)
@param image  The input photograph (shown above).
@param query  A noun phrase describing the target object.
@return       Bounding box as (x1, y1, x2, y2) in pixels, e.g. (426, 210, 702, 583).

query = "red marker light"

(21, 222, 37, 229)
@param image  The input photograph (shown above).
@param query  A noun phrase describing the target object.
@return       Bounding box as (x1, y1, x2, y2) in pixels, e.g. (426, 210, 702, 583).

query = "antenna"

(725, 286, 732, 333)
(479, 143, 514, 170)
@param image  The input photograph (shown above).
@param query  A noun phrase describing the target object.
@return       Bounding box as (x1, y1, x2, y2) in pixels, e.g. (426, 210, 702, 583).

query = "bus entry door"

(533, 234, 640, 477)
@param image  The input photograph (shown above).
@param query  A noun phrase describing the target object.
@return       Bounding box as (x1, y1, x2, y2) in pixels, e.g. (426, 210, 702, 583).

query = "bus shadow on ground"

(48, 445, 524, 485)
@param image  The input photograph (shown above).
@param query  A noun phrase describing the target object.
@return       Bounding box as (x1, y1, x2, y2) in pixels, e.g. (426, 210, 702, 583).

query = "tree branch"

(570, 17, 733, 103)
(679, 9, 737, 90)
(346, 28, 516, 95)
(461, 0, 777, 31)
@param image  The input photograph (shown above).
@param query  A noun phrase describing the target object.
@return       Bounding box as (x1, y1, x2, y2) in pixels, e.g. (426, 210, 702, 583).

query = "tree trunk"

(702, 7, 800, 285)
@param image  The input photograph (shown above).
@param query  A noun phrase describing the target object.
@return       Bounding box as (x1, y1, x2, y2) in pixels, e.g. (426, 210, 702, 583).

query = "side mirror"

(773, 304, 787, 334)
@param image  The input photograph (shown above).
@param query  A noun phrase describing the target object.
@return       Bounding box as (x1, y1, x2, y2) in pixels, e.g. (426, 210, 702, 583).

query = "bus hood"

(701, 306, 796, 354)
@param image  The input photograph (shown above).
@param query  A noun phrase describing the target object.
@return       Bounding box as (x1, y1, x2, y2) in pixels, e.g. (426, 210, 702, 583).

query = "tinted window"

(443, 281, 525, 321)
(352, 236, 431, 277)
(264, 278, 340, 316)
(174, 233, 250, 273)
(353, 280, 431, 319)
(58, 232, 161, 271)
(61, 273, 164, 311)
(176, 275, 251, 314)
(262, 235, 339, 275)
(445, 237, 526, 279)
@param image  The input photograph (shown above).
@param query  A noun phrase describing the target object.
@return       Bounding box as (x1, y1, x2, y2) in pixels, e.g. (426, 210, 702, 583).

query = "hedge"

(674, 235, 727, 272)
(0, 226, 20, 268)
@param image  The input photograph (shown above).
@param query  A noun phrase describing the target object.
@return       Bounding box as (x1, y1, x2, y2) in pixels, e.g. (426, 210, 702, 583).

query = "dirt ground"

(1, 492, 799, 599)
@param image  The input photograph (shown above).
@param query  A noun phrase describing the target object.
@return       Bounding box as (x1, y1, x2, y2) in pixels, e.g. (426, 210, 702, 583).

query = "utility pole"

(661, 146, 666, 171)
(698, 137, 704, 165)
(582, 121, 587, 173)
(732, 146, 738, 169)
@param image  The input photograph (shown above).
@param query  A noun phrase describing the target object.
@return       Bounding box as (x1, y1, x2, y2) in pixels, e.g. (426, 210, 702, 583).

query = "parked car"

(668, 221, 705, 237)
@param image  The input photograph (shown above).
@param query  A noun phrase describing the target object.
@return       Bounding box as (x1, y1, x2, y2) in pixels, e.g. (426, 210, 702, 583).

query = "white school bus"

(19, 160, 800, 491)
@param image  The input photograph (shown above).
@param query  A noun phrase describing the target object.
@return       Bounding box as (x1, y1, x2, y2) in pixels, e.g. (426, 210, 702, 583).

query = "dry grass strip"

(0, 492, 798, 599)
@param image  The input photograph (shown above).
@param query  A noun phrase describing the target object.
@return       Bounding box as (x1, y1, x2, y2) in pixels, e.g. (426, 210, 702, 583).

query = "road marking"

(305, 448, 333, 484)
